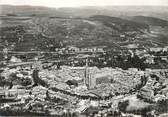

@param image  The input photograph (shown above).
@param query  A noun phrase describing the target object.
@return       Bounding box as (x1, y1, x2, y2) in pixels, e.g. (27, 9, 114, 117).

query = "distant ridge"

(1, 5, 168, 19)
(90, 15, 149, 32)
(0, 5, 68, 17)
(132, 16, 168, 27)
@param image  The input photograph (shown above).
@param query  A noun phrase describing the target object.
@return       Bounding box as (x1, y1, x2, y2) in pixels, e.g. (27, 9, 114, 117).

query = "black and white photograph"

(0, 0, 168, 116)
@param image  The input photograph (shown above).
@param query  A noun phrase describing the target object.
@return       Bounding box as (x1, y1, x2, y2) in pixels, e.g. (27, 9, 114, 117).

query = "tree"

(118, 100, 129, 112)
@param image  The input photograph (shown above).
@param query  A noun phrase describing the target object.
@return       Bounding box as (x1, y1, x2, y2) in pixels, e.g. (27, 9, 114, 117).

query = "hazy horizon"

(0, 0, 168, 8)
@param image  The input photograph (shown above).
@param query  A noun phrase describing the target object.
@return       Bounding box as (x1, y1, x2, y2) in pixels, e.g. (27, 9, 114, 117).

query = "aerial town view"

(0, 0, 168, 116)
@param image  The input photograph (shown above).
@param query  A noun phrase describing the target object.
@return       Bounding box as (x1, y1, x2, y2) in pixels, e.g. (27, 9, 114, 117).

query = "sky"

(0, 0, 168, 7)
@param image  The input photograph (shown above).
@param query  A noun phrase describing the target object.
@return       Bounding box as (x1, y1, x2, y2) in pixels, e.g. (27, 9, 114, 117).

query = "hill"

(90, 15, 149, 32)
(1, 5, 168, 19)
(0, 5, 168, 52)
(131, 16, 168, 27)
(0, 5, 69, 17)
